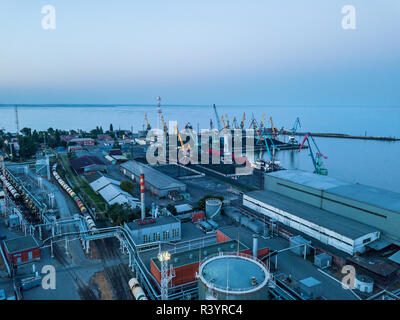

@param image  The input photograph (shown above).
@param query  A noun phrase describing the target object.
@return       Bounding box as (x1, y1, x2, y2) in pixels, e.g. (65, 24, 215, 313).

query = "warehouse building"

(263, 170, 400, 242)
(70, 155, 106, 175)
(124, 215, 181, 245)
(243, 189, 380, 255)
(88, 174, 140, 207)
(120, 161, 186, 197)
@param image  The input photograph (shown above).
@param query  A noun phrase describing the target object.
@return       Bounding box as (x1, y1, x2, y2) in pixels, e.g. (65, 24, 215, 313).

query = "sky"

(0, 0, 399, 106)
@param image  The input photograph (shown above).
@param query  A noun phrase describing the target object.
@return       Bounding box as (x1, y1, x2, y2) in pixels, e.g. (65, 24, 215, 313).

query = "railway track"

(52, 240, 98, 300)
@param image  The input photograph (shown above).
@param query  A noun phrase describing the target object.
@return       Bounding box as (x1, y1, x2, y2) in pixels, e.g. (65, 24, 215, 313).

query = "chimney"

(252, 234, 258, 258)
(140, 174, 145, 220)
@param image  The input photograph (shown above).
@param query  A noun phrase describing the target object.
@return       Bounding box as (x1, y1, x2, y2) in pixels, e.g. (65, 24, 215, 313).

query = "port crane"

(213, 104, 222, 131)
(270, 116, 278, 136)
(288, 117, 301, 144)
(298, 132, 328, 175)
(240, 113, 246, 129)
(232, 116, 239, 129)
(144, 113, 151, 131)
(160, 115, 168, 135)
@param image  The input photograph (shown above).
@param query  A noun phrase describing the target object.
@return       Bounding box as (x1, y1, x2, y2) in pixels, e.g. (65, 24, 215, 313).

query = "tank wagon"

(51, 163, 96, 232)
(1, 171, 42, 223)
(128, 278, 148, 300)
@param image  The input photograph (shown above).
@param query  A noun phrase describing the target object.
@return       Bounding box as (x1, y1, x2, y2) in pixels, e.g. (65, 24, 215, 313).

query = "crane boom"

(213, 104, 222, 131)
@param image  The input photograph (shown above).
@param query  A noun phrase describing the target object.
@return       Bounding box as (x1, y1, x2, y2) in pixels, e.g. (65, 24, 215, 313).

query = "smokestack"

(140, 174, 145, 220)
(252, 234, 258, 258)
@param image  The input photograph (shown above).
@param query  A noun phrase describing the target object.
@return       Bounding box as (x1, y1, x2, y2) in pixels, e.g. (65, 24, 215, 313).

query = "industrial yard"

(1, 102, 400, 303)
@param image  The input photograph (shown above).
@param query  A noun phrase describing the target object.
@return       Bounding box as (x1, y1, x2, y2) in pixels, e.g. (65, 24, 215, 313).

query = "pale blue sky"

(0, 0, 399, 105)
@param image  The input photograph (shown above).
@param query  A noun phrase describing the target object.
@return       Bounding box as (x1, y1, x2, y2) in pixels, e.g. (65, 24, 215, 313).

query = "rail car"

(0, 174, 20, 199)
(51, 163, 97, 232)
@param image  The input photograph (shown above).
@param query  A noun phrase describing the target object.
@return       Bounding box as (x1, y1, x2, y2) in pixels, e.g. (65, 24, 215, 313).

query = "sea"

(0, 104, 399, 193)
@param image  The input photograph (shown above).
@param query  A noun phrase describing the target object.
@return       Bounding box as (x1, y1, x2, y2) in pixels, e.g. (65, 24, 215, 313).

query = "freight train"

(51, 163, 97, 232)
(0, 171, 41, 223)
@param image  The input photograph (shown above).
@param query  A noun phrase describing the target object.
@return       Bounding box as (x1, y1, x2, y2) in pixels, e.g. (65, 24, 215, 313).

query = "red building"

(150, 234, 269, 287)
(2, 235, 40, 265)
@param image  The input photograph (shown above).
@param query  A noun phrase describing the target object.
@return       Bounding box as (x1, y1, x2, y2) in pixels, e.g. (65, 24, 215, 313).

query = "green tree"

(120, 181, 134, 194)
(166, 204, 178, 215)
(109, 124, 114, 132)
(18, 136, 38, 159)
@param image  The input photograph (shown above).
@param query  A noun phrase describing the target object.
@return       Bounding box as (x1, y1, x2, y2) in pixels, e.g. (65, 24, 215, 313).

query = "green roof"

(151, 240, 249, 270)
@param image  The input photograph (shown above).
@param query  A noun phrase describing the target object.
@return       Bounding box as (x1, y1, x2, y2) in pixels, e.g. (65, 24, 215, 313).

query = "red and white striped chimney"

(140, 174, 145, 220)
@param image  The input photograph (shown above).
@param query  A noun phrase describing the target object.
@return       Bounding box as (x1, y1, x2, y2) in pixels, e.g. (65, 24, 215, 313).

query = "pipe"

(140, 174, 145, 220)
(252, 234, 258, 258)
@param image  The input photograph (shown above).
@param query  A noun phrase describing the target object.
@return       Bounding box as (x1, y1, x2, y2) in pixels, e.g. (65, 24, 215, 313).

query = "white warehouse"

(243, 190, 380, 255)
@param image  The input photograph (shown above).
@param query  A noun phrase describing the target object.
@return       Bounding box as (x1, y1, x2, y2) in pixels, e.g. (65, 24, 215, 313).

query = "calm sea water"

(0, 104, 399, 192)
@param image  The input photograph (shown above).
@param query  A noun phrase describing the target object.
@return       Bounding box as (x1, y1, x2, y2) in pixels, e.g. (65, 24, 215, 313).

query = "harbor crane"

(298, 132, 328, 175)
(144, 113, 151, 131)
(213, 104, 222, 131)
(240, 112, 246, 129)
(232, 116, 239, 129)
(269, 116, 278, 136)
(288, 117, 301, 144)
(221, 115, 227, 129)
(160, 115, 168, 135)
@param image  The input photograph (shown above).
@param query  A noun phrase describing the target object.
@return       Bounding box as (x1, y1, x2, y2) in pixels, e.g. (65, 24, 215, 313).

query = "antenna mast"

(14, 105, 20, 135)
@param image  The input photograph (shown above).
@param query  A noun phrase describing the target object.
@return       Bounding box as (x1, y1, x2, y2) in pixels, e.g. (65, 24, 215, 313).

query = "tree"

(109, 124, 114, 132)
(108, 203, 139, 225)
(18, 136, 38, 159)
(167, 204, 178, 216)
(120, 181, 134, 194)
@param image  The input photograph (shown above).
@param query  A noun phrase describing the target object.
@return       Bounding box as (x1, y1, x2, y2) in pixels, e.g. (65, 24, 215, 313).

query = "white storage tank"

(198, 253, 270, 300)
(205, 199, 222, 219)
(355, 274, 374, 293)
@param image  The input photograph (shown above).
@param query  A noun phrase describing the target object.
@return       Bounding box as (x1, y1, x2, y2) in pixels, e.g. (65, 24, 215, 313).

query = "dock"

(280, 131, 399, 141)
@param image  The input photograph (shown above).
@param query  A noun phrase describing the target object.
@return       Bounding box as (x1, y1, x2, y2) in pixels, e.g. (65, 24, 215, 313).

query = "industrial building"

(150, 239, 249, 287)
(2, 235, 40, 265)
(263, 170, 400, 242)
(120, 161, 186, 197)
(124, 215, 181, 245)
(70, 155, 107, 175)
(243, 189, 380, 255)
(88, 174, 140, 207)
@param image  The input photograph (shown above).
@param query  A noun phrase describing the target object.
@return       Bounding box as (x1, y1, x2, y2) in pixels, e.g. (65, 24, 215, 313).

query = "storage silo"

(198, 253, 270, 300)
(205, 198, 222, 219)
(355, 274, 374, 293)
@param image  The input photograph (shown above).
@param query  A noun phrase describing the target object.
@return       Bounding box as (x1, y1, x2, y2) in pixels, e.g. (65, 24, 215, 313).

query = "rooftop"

(267, 170, 400, 214)
(3, 235, 39, 254)
(266, 169, 350, 190)
(126, 215, 180, 231)
(151, 240, 249, 270)
(70, 155, 105, 171)
(299, 277, 321, 288)
(121, 161, 186, 190)
(326, 184, 400, 214)
(245, 190, 379, 240)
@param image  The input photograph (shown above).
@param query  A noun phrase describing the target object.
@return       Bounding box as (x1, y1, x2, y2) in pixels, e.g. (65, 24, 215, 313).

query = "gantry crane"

(213, 104, 222, 131)
(269, 116, 278, 136)
(298, 132, 328, 175)
(288, 117, 301, 144)
(160, 115, 168, 135)
(144, 113, 151, 131)
(240, 112, 246, 129)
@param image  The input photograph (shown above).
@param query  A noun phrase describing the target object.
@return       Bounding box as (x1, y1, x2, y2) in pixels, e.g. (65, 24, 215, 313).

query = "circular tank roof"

(199, 255, 268, 294)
